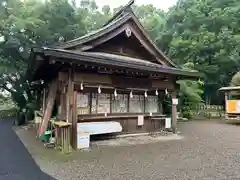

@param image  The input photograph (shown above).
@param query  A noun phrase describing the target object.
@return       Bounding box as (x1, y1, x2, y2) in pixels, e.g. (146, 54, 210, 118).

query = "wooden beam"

(74, 73, 112, 84)
(152, 80, 174, 90)
(39, 79, 58, 136)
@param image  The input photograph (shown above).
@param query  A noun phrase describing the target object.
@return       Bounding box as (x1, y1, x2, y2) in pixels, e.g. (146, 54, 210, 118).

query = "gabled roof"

(29, 47, 202, 79)
(55, 0, 177, 68)
(55, 12, 131, 49)
(219, 86, 240, 91)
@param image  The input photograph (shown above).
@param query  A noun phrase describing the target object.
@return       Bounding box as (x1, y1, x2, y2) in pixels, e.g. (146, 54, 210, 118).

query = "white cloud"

(95, 0, 177, 11)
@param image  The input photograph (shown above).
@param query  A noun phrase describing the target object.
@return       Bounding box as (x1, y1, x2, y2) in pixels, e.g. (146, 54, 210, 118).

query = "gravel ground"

(17, 120, 240, 180)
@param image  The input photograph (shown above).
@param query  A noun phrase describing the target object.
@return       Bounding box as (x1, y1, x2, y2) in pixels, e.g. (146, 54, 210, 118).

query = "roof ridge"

(103, 0, 135, 27)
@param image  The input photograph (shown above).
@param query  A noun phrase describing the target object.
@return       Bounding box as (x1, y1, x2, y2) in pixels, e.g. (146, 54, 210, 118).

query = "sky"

(95, 0, 178, 11)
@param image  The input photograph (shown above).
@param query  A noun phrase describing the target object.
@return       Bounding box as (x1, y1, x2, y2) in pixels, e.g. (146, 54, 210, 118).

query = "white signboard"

(172, 98, 178, 105)
(137, 115, 144, 126)
(165, 118, 171, 128)
(237, 101, 240, 112)
(77, 133, 90, 149)
(77, 121, 122, 135)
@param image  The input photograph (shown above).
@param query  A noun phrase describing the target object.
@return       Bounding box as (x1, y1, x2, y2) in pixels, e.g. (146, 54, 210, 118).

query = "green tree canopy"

(0, 0, 86, 109)
(160, 0, 240, 89)
(230, 72, 240, 86)
(2, 0, 238, 117)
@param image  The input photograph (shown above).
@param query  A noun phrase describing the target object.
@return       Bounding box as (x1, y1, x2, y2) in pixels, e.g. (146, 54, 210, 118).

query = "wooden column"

(66, 68, 77, 149)
(36, 89, 41, 110)
(57, 92, 64, 120)
(171, 91, 177, 134)
(66, 68, 74, 123)
(72, 91, 78, 150)
(224, 92, 228, 119)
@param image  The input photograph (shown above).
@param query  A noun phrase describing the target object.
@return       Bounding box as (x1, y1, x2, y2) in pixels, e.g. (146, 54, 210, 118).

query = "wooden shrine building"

(27, 0, 201, 149)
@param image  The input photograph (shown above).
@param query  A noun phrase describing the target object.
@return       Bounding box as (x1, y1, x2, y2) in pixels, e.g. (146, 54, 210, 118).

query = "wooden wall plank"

(74, 73, 112, 84)
(59, 72, 68, 82)
(152, 80, 174, 90)
(60, 71, 176, 91)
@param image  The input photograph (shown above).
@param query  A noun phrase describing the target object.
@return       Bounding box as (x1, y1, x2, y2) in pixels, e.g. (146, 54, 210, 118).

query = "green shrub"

(0, 107, 18, 119)
(181, 106, 194, 120)
(178, 79, 204, 120)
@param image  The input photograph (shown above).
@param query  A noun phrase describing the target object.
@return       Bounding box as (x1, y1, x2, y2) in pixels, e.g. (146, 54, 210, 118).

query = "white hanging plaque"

(137, 115, 144, 126)
(237, 101, 240, 113)
(172, 98, 178, 105)
(165, 118, 171, 128)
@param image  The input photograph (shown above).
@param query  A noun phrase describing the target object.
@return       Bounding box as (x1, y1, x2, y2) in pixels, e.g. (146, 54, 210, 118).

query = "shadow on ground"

(0, 117, 55, 180)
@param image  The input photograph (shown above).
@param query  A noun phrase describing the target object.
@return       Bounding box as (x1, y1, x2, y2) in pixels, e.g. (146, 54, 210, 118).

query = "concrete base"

(91, 133, 183, 147)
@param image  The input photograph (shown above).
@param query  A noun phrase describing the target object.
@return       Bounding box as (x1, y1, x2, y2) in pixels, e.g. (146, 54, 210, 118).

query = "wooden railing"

(193, 105, 224, 119)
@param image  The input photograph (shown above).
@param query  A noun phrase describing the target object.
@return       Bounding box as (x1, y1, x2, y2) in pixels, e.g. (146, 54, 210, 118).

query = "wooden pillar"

(66, 68, 77, 149)
(66, 68, 74, 123)
(224, 92, 228, 119)
(171, 91, 177, 134)
(57, 92, 63, 120)
(36, 89, 41, 110)
(57, 92, 61, 119)
(57, 81, 66, 121)
(72, 91, 78, 150)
